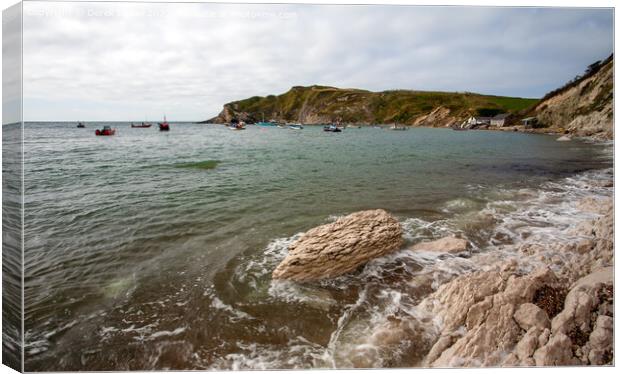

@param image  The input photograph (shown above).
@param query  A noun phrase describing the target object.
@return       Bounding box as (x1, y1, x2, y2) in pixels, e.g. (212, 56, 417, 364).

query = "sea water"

(19, 122, 611, 370)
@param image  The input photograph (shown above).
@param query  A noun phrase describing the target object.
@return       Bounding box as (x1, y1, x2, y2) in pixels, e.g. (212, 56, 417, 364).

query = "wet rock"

(514, 303, 551, 331)
(272, 209, 403, 281)
(410, 236, 469, 254)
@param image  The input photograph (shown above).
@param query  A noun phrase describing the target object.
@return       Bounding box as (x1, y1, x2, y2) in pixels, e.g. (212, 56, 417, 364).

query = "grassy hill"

(204, 85, 539, 126)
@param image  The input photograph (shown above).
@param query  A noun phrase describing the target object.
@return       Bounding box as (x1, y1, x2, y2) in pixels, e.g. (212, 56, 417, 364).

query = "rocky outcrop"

(533, 55, 613, 140)
(272, 209, 403, 282)
(416, 194, 614, 367)
(410, 236, 469, 254)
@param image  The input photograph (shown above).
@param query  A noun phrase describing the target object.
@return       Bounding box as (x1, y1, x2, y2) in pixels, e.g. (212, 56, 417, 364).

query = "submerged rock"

(272, 209, 403, 281)
(410, 236, 469, 254)
(556, 135, 572, 141)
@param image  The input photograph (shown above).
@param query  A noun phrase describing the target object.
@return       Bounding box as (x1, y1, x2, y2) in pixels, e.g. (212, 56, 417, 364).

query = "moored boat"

(323, 124, 342, 132)
(228, 122, 246, 130)
(288, 124, 303, 130)
(159, 116, 170, 131)
(95, 125, 116, 136)
(132, 122, 152, 128)
(77, 122, 85, 128)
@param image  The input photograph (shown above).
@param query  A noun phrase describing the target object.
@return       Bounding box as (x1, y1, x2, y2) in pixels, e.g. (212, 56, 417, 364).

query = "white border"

(0, 1, 617, 374)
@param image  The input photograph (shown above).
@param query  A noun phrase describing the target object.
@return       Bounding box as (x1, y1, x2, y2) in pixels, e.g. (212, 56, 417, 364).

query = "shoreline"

(202, 121, 612, 142)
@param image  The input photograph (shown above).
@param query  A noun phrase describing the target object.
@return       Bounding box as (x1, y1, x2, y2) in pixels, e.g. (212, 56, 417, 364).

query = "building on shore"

(490, 113, 510, 127)
(521, 117, 538, 128)
(464, 116, 492, 127)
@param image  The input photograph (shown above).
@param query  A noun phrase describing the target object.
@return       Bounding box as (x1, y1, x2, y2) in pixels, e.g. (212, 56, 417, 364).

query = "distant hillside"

(530, 54, 613, 139)
(203, 85, 538, 126)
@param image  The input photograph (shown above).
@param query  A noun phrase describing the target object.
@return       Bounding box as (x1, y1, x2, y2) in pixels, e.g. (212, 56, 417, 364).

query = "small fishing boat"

(159, 116, 170, 131)
(323, 124, 342, 132)
(288, 124, 303, 130)
(132, 122, 152, 128)
(228, 122, 246, 130)
(95, 125, 116, 136)
(77, 122, 85, 128)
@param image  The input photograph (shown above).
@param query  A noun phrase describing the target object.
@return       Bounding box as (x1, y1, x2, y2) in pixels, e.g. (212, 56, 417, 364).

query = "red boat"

(159, 116, 170, 131)
(95, 126, 116, 136)
(131, 122, 152, 128)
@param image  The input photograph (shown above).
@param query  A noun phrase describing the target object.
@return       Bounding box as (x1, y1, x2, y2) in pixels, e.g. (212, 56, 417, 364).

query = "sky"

(13, 1, 615, 121)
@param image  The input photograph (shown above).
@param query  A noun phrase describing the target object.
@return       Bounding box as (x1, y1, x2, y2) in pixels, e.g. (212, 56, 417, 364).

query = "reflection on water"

(22, 122, 611, 370)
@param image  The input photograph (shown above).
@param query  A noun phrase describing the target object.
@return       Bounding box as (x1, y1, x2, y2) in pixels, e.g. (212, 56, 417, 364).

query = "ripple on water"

(174, 160, 220, 170)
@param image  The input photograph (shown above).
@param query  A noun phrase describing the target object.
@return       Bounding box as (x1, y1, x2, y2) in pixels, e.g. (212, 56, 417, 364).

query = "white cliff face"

(535, 57, 613, 140)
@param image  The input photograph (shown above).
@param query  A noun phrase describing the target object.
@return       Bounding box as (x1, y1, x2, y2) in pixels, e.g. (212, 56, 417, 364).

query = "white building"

(490, 113, 510, 127)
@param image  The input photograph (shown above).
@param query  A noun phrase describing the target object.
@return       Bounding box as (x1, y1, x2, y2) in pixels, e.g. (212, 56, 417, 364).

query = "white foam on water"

(147, 327, 187, 340)
(441, 197, 484, 213)
(268, 280, 336, 311)
(210, 295, 254, 322)
(239, 234, 301, 283)
(213, 338, 328, 370)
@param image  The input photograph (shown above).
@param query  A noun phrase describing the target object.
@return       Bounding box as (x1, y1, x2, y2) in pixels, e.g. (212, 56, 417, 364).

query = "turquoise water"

(22, 122, 610, 369)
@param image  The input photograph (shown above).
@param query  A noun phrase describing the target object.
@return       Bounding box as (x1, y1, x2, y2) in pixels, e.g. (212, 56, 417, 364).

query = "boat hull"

(95, 129, 116, 136)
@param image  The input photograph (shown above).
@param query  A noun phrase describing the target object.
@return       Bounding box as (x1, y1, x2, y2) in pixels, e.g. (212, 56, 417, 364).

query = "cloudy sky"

(19, 1, 613, 121)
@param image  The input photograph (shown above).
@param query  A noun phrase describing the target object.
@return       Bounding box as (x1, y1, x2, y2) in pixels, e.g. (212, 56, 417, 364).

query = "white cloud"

(22, 2, 613, 121)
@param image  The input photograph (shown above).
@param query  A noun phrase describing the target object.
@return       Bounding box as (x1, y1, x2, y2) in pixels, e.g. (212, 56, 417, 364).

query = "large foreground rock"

(272, 209, 403, 281)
